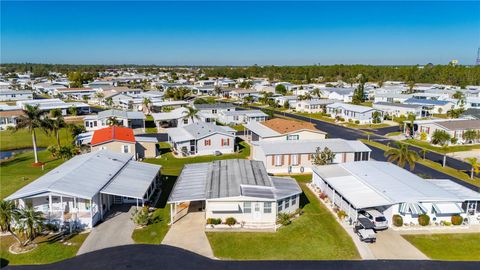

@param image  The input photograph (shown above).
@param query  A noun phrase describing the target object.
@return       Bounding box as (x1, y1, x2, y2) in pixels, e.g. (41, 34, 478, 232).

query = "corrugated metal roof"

(243, 121, 280, 137)
(427, 179, 480, 201)
(101, 161, 160, 199)
(194, 103, 235, 110)
(168, 122, 235, 142)
(221, 110, 267, 117)
(167, 162, 210, 203)
(151, 107, 188, 121)
(97, 109, 146, 120)
(271, 177, 302, 200)
(326, 102, 376, 113)
(255, 139, 371, 155)
(6, 150, 134, 200)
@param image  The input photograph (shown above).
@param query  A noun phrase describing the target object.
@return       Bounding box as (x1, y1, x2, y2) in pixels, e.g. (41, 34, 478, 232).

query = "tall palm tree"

(15, 104, 45, 163)
(106, 116, 121, 126)
(104, 97, 113, 108)
(15, 207, 45, 246)
(183, 106, 199, 123)
(384, 142, 420, 171)
(44, 115, 66, 147)
(142, 97, 152, 115)
(242, 95, 254, 106)
(312, 88, 322, 99)
(465, 157, 479, 179)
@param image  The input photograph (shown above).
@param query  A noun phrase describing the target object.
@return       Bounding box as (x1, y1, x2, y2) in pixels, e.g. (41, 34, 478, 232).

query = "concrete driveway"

(368, 229, 429, 260)
(77, 205, 136, 255)
(162, 202, 214, 259)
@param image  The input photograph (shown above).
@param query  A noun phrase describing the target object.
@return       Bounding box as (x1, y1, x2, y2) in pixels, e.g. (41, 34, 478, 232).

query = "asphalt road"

(254, 107, 479, 192)
(4, 245, 480, 270)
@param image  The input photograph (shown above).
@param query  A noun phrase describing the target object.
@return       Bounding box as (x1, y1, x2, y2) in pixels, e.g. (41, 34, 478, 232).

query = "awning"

(432, 203, 463, 214)
(167, 163, 210, 204)
(399, 203, 427, 215)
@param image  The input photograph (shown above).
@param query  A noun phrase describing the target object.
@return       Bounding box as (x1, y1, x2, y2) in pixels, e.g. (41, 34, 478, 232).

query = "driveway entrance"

(77, 205, 136, 255)
(368, 229, 429, 259)
(162, 201, 214, 259)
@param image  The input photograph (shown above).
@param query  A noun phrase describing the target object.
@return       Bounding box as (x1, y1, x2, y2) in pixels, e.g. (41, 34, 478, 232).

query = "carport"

(100, 161, 161, 219)
(167, 163, 210, 224)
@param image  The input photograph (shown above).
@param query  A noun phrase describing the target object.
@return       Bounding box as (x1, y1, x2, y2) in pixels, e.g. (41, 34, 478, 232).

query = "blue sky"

(1, 1, 479, 65)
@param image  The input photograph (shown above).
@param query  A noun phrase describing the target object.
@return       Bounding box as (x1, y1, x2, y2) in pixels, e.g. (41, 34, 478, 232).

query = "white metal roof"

(167, 122, 235, 142)
(427, 179, 480, 201)
(151, 107, 188, 121)
(6, 150, 134, 200)
(254, 139, 371, 155)
(326, 102, 376, 113)
(243, 121, 280, 137)
(101, 161, 160, 199)
(167, 163, 210, 203)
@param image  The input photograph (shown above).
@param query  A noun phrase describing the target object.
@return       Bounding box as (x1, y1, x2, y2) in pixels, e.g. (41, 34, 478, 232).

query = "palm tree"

(419, 148, 428, 160)
(384, 142, 420, 171)
(312, 88, 322, 98)
(15, 206, 45, 246)
(68, 106, 77, 116)
(44, 115, 66, 147)
(183, 106, 199, 123)
(106, 116, 120, 126)
(142, 97, 152, 115)
(465, 157, 479, 179)
(15, 105, 45, 163)
(104, 97, 113, 108)
(214, 86, 223, 97)
(312, 147, 336, 166)
(0, 200, 22, 245)
(242, 95, 254, 106)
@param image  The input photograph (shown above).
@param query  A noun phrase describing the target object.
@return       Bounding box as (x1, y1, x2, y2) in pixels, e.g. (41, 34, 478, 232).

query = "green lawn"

(0, 233, 89, 266)
(403, 233, 480, 261)
(360, 139, 480, 187)
(131, 140, 251, 243)
(385, 131, 402, 137)
(294, 112, 336, 123)
(403, 139, 480, 154)
(230, 124, 245, 132)
(0, 128, 74, 151)
(0, 151, 66, 200)
(343, 122, 391, 129)
(206, 175, 360, 260)
(144, 115, 158, 134)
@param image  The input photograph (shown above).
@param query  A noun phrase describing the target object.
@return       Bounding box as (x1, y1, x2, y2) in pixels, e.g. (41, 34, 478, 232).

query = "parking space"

(368, 229, 429, 260)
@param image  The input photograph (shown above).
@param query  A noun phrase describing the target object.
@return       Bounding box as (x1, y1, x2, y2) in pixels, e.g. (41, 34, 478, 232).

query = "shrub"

(277, 212, 291, 226)
(225, 217, 237, 226)
(441, 221, 452, 226)
(451, 215, 463, 226)
(348, 119, 353, 123)
(418, 214, 430, 226)
(420, 132, 427, 141)
(392, 214, 403, 227)
(207, 218, 222, 225)
(131, 206, 151, 226)
(337, 210, 347, 220)
(354, 120, 360, 124)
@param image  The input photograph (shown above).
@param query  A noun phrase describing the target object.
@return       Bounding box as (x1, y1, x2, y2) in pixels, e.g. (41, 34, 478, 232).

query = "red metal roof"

(90, 126, 136, 145)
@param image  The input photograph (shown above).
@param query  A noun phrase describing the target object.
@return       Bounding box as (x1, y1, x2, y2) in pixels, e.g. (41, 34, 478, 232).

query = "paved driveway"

(368, 229, 428, 260)
(162, 202, 214, 259)
(77, 205, 136, 255)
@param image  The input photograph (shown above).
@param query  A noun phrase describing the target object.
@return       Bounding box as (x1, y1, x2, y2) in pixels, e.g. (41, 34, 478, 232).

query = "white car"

(359, 209, 388, 230)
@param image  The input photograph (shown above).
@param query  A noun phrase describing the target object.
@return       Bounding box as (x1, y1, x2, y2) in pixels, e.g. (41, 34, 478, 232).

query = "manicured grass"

(360, 139, 480, 187)
(230, 124, 245, 132)
(206, 175, 360, 260)
(403, 233, 480, 261)
(0, 128, 73, 151)
(0, 233, 89, 266)
(144, 140, 251, 176)
(132, 140, 251, 244)
(0, 151, 66, 200)
(144, 115, 158, 134)
(294, 112, 336, 123)
(403, 139, 480, 154)
(343, 122, 391, 129)
(385, 131, 402, 137)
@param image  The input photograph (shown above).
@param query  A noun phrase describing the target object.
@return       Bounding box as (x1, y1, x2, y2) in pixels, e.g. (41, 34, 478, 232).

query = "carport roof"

(101, 161, 161, 199)
(167, 162, 211, 204)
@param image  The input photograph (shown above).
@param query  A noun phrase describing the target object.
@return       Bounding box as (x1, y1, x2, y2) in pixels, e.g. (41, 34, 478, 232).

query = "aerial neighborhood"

(1, 64, 480, 266)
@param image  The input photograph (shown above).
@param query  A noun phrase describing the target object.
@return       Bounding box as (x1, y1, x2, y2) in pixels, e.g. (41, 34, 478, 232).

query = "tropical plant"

(312, 147, 336, 166)
(214, 86, 223, 97)
(14, 104, 46, 163)
(68, 124, 86, 142)
(58, 145, 78, 160)
(384, 142, 419, 171)
(277, 212, 291, 226)
(47, 145, 59, 158)
(225, 217, 237, 226)
(419, 148, 428, 160)
(68, 106, 77, 116)
(15, 206, 45, 246)
(183, 106, 199, 123)
(446, 108, 465, 119)
(131, 206, 151, 226)
(465, 157, 479, 179)
(463, 129, 477, 144)
(418, 214, 430, 226)
(142, 97, 152, 114)
(372, 111, 382, 124)
(431, 130, 451, 145)
(106, 116, 121, 126)
(392, 215, 403, 227)
(43, 115, 66, 146)
(260, 92, 274, 105)
(451, 215, 463, 226)
(104, 97, 113, 108)
(242, 95, 254, 106)
(311, 88, 322, 98)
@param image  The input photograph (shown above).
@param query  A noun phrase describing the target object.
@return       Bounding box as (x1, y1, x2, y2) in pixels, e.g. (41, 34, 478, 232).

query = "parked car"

(359, 209, 388, 230)
(354, 217, 376, 243)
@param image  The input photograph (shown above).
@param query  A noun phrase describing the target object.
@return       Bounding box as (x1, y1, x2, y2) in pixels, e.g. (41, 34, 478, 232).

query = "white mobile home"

(244, 118, 327, 142)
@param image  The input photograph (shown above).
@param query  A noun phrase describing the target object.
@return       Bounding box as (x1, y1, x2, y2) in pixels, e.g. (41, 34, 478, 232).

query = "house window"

(292, 154, 299, 166)
(277, 200, 283, 212)
(93, 121, 97, 127)
(122, 145, 129, 153)
(286, 135, 299, 141)
(244, 202, 251, 213)
(361, 152, 369, 161)
(183, 118, 188, 124)
(204, 139, 211, 146)
(285, 198, 290, 208)
(291, 195, 297, 206)
(255, 203, 260, 212)
(233, 116, 239, 121)
(212, 109, 217, 114)
(275, 155, 282, 166)
(354, 152, 361, 161)
(264, 202, 272, 213)
(221, 138, 230, 146)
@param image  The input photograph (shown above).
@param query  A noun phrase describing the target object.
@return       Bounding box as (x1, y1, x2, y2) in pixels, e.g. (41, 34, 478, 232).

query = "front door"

(253, 203, 262, 221)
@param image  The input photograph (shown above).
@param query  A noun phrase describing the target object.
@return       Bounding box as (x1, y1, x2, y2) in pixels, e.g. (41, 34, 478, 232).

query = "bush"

(225, 217, 237, 226)
(354, 120, 360, 124)
(131, 206, 151, 226)
(392, 214, 403, 227)
(451, 215, 463, 226)
(420, 132, 427, 141)
(277, 212, 291, 226)
(418, 214, 430, 226)
(337, 210, 347, 220)
(441, 221, 452, 226)
(207, 218, 222, 225)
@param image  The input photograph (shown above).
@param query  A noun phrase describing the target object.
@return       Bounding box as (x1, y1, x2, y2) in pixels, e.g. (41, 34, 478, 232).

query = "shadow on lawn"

(299, 191, 310, 209)
(156, 174, 178, 209)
